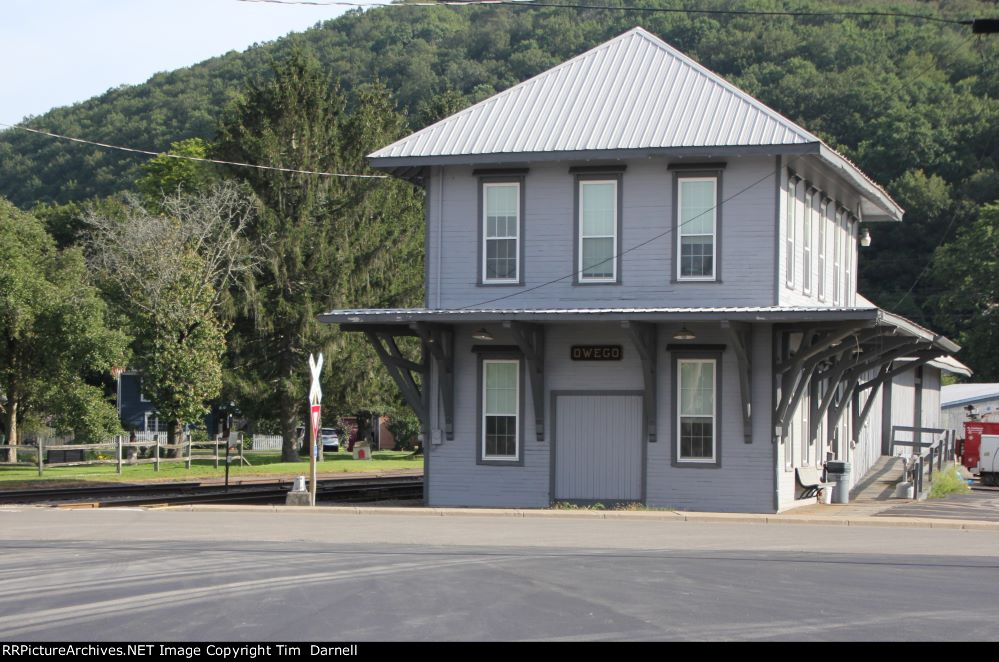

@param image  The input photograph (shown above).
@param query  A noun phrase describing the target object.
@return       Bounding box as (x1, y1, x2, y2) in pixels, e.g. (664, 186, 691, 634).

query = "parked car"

(321, 428, 340, 452)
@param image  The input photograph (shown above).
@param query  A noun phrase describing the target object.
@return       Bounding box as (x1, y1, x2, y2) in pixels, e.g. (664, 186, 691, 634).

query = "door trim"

(550, 390, 647, 504)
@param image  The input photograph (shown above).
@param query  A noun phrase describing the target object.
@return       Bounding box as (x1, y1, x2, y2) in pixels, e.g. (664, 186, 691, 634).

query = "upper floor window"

(817, 198, 829, 301)
(803, 188, 815, 294)
(481, 182, 520, 284)
(577, 179, 619, 282)
(843, 214, 854, 306)
(786, 175, 798, 288)
(677, 176, 717, 281)
(832, 207, 843, 305)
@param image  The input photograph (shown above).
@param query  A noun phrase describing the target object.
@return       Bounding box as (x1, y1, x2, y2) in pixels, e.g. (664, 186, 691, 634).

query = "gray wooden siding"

(777, 156, 861, 308)
(426, 157, 777, 310)
(890, 370, 917, 450)
(553, 394, 643, 501)
(922, 367, 941, 431)
(648, 323, 775, 513)
(427, 322, 778, 511)
(425, 324, 549, 507)
(851, 367, 885, 490)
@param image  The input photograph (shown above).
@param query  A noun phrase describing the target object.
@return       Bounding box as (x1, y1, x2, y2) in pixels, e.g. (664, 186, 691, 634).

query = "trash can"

(826, 461, 851, 504)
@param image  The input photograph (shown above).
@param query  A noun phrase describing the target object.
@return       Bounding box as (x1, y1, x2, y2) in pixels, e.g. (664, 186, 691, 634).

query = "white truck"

(979, 435, 999, 487)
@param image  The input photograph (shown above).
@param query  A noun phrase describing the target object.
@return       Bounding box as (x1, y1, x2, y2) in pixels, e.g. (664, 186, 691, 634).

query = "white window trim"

(481, 359, 520, 461)
(677, 176, 718, 282)
(139, 377, 150, 403)
(577, 179, 618, 283)
(144, 411, 160, 433)
(481, 182, 520, 284)
(676, 358, 717, 463)
(802, 188, 814, 295)
(785, 176, 798, 288)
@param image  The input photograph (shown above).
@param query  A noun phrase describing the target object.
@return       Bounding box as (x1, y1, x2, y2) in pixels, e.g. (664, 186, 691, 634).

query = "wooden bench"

(796, 466, 834, 499)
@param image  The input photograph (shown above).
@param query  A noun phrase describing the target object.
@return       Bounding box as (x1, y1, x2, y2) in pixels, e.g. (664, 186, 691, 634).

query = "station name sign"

(570, 345, 623, 361)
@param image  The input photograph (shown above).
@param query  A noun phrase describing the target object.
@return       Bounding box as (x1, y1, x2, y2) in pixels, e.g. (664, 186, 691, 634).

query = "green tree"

(136, 138, 218, 209)
(84, 183, 257, 446)
(932, 202, 999, 380)
(0, 199, 128, 458)
(216, 52, 423, 461)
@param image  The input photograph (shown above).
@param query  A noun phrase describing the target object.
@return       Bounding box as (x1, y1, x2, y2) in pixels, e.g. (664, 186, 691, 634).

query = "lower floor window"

(678, 358, 716, 461)
(483, 359, 519, 460)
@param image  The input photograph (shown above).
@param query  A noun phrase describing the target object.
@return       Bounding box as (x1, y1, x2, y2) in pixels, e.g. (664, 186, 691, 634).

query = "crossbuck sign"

(309, 353, 324, 446)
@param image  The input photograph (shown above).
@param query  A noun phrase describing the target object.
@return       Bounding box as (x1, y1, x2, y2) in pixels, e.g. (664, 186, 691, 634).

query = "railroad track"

(0, 475, 423, 507)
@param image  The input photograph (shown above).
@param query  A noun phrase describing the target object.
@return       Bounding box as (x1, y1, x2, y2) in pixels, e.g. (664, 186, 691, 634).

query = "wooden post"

(239, 433, 245, 466)
(116, 435, 122, 475)
(154, 435, 160, 472)
(214, 436, 219, 469)
(928, 447, 935, 482)
(37, 439, 44, 477)
(185, 433, 191, 470)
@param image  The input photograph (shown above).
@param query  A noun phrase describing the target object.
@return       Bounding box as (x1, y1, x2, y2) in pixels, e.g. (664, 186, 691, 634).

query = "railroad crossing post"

(308, 353, 324, 508)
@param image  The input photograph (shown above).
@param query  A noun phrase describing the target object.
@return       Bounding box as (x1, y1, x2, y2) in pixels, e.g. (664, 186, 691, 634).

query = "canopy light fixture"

(673, 326, 696, 341)
(860, 228, 872, 247)
(472, 328, 494, 341)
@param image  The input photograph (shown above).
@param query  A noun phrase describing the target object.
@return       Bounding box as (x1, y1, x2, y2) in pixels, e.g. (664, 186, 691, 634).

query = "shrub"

(929, 464, 971, 499)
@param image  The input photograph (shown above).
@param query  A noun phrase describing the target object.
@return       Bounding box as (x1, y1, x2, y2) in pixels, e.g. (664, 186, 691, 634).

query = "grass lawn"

(0, 450, 422, 490)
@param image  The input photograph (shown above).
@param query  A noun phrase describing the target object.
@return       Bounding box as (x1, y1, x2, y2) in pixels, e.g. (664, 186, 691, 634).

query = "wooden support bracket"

(411, 323, 456, 440)
(508, 322, 546, 441)
(724, 322, 753, 443)
(623, 321, 658, 443)
(365, 331, 430, 434)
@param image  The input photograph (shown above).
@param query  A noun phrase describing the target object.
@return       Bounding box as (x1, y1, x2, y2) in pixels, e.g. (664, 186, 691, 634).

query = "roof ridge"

(371, 27, 822, 159)
(627, 27, 819, 145)
(373, 28, 643, 158)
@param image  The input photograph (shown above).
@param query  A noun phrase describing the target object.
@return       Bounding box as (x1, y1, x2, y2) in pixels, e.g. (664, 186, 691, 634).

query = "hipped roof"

(370, 27, 901, 221)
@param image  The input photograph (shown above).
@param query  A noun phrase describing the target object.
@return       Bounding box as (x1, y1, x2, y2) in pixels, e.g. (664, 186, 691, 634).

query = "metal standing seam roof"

(942, 383, 999, 408)
(369, 27, 902, 221)
(371, 27, 817, 160)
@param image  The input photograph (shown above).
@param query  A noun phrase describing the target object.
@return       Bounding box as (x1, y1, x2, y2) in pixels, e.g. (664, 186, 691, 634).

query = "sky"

(0, 0, 358, 124)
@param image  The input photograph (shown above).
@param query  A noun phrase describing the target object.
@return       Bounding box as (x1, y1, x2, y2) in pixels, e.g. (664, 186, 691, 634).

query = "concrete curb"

(155, 504, 999, 531)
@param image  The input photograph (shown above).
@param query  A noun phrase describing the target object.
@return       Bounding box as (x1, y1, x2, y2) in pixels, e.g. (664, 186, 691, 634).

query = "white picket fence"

(251, 434, 283, 451)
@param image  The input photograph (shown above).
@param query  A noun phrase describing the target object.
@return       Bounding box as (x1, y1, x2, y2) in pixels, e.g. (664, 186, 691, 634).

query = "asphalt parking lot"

(1, 507, 998, 641)
(877, 486, 999, 522)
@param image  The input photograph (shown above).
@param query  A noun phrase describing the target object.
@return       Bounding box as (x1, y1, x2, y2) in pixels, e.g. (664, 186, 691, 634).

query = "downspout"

(436, 167, 444, 309)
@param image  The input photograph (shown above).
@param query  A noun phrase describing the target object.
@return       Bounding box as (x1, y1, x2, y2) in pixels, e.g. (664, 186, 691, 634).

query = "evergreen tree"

(216, 52, 423, 461)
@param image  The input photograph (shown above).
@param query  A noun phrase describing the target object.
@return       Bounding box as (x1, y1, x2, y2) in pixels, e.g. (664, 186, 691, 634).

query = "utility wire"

(0, 123, 389, 179)
(235, 0, 969, 25)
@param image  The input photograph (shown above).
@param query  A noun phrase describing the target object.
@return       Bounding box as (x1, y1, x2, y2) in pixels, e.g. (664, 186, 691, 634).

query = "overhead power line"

(235, 0, 972, 26)
(0, 123, 389, 179)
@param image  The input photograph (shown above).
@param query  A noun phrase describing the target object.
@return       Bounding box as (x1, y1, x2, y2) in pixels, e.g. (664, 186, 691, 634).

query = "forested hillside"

(1, 0, 996, 375)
